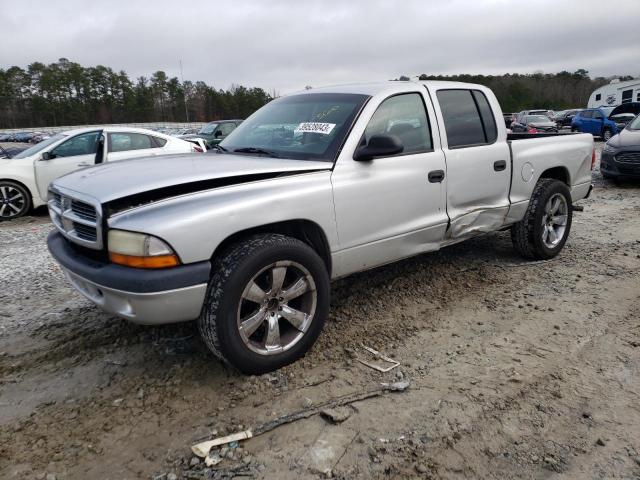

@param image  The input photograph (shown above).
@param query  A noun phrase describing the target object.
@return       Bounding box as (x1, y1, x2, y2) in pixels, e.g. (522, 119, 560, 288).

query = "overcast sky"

(3, 0, 639, 94)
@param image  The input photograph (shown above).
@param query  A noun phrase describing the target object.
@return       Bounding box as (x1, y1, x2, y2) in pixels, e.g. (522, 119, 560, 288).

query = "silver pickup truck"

(47, 81, 594, 373)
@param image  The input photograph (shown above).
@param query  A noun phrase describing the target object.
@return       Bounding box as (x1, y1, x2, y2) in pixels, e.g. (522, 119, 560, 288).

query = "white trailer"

(588, 78, 640, 108)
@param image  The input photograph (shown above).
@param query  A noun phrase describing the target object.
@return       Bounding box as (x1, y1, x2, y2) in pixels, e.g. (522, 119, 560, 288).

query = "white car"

(0, 126, 201, 220)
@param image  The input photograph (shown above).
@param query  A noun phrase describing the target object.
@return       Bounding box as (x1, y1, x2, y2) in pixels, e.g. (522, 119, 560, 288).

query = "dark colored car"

(554, 109, 582, 128)
(600, 114, 640, 179)
(13, 132, 33, 143)
(510, 115, 558, 133)
(180, 120, 242, 148)
(503, 113, 513, 128)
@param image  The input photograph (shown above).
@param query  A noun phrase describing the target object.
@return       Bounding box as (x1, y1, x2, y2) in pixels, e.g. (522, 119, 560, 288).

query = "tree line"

(401, 69, 631, 112)
(1, 60, 632, 129)
(0, 58, 272, 129)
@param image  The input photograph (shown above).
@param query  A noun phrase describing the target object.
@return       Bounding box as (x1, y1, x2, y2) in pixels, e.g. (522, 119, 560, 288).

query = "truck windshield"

(12, 134, 66, 159)
(220, 93, 370, 161)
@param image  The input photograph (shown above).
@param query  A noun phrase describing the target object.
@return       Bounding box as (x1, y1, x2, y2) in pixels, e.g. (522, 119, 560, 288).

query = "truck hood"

(53, 153, 332, 204)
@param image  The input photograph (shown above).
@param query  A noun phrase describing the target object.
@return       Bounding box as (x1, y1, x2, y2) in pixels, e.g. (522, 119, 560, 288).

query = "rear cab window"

(436, 89, 497, 148)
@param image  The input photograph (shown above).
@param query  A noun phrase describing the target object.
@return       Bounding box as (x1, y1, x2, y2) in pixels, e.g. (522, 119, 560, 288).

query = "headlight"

(603, 143, 618, 154)
(107, 229, 180, 268)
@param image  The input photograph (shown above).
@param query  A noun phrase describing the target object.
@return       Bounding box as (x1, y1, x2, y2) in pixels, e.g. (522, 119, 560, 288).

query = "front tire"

(0, 181, 32, 220)
(198, 234, 330, 374)
(511, 179, 573, 260)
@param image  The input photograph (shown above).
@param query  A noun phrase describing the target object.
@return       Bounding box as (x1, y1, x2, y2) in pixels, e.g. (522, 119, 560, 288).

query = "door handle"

(493, 160, 507, 171)
(77, 162, 91, 167)
(428, 169, 445, 183)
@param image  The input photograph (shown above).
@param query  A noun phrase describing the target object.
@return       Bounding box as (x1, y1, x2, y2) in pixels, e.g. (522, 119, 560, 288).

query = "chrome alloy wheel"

(542, 193, 568, 248)
(237, 260, 317, 355)
(0, 184, 26, 219)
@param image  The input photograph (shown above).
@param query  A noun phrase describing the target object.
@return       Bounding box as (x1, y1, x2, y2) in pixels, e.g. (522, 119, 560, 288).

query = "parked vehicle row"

(45, 80, 594, 373)
(0, 131, 54, 143)
(178, 119, 243, 149)
(0, 127, 201, 220)
(571, 103, 640, 141)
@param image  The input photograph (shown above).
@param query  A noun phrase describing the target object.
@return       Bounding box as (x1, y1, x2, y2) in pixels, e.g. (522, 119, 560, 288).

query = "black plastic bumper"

(47, 230, 211, 293)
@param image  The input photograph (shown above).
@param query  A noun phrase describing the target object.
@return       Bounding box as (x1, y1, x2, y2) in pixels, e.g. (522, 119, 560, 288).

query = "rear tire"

(198, 234, 330, 374)
(0, 181, 32, 221)
(602, 128, 612, 142)
(511, 179, 573, 260)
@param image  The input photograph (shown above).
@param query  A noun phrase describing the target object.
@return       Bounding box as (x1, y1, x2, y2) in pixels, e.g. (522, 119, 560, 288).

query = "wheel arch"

(211, 219, 332, 276)
(0, 177, 35, 205)
(538, 166, 570, 186)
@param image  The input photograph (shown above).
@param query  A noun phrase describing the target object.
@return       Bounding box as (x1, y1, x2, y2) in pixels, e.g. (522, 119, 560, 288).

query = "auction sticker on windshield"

(295, 122, 336, 135)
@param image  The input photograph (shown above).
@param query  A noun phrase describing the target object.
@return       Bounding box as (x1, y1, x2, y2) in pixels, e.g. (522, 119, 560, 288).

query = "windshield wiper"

(211, 144, 228, 153)
(233, 147, 279, 158)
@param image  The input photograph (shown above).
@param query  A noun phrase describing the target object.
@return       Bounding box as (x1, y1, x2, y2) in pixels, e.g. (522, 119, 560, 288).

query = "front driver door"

(34, 130, 102, 200)
(331, 91, 448, 276)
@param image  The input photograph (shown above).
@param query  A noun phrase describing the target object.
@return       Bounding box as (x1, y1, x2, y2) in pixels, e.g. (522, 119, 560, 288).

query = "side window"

(471, 91, 497, 143)
(153, 136, 167, 147)
(581, 110, 593, 119)
(108, 133, 155, 152)
(595, 93, 602, 101)
(220, 123, 236, 136)
(437, 89, 486, 148)
(363, 93, 432, 155)
(51, 131, 100, 158)
(593, 111, 603, 120)
(621, 89, 632, 104)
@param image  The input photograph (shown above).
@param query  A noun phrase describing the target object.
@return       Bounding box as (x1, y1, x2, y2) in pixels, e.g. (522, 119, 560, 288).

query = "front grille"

(48, 187, 103, 250)
(615, 151, 640, 164)
(71, 199, 97, 222)
(73, 222, 98, 241)
(52, 192, 62, 210)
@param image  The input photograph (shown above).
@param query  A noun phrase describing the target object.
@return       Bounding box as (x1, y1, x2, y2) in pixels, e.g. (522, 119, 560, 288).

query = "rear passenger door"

(428, 87, 511, 239)
(104, 132, 165, 162)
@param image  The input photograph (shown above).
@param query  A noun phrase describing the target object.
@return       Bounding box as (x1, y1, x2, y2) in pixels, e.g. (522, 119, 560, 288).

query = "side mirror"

(353, 134, 403, 161)
(41, 151, 55, 160)
(214, 130, 223, 138)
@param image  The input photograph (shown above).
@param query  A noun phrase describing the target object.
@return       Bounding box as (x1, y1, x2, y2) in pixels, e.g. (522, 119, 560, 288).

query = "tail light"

(591, 148, 596, 170)
(527, 127, 537, 134)
(191, 145, 203, 153)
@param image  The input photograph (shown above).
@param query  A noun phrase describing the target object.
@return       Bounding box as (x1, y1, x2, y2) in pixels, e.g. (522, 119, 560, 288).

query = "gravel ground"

(1, 143, 639, 479)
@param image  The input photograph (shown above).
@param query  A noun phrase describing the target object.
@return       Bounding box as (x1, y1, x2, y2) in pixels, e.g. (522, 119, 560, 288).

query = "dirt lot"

(1, 143, 639, 479)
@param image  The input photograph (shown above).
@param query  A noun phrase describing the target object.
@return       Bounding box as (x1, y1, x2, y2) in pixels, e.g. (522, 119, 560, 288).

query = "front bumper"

(47, 231, 210, 325)
(601, 151, 640, 178)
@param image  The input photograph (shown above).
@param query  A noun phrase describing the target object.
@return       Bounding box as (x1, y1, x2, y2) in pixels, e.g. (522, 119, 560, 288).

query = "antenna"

(180, 59, 189, 123)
